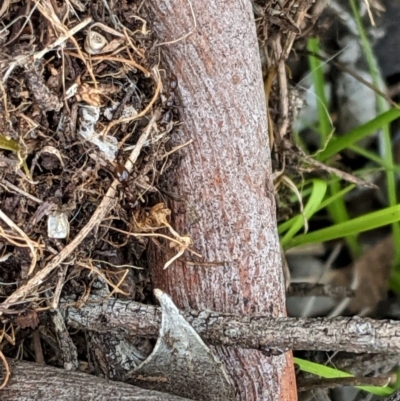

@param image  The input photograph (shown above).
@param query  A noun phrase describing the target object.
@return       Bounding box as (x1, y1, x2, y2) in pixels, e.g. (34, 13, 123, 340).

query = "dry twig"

(0, 209, 41, 275)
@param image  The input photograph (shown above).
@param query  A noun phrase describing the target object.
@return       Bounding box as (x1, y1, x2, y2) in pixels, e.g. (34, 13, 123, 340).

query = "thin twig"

(51, 265, 69, 309)
(32, 331, 45, 365)
(162, 139, 193, 158)
(0, 209, 40, 275)
(33, 17, 92, 60)
(0, 0, 10, 19)
(88, 55, 149, 76)
(155, 0, 197, 47)
(102, 67, 162, 136)
(0, 351, 10, 390)
(0, 180, 43, 204)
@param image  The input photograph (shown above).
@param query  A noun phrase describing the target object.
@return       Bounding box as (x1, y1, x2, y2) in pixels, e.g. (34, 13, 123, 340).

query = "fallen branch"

(63, 294, 400, 354)
(0, 359, 194, 401)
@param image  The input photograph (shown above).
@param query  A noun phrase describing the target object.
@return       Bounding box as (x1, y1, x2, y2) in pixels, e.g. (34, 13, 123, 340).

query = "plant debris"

(0, 0, 185, 375)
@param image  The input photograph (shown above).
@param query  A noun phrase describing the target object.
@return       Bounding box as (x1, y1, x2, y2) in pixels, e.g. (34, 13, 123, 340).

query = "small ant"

(114, 161, 129, 184)
(169, 74, 178, 90)
(160, 74, 179, 126)
(113, 158, 138, 208)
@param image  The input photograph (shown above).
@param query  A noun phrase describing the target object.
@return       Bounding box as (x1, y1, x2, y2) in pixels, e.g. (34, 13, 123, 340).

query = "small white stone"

(48, 212, 69, 239)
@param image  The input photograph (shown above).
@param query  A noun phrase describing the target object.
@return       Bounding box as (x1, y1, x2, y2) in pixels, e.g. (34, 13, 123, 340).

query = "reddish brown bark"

(145, 1, 297, 400)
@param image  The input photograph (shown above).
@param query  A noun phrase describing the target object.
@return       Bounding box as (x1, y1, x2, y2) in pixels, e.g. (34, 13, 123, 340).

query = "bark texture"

(64, 296, 400, 354)
(0, 359, 194, 401)
(143, 1, 295, 399)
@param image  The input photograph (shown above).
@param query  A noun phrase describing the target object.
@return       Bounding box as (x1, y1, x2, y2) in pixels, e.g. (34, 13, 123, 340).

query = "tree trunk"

(144, 1, 297, 400)
(0, 359, 194, 401)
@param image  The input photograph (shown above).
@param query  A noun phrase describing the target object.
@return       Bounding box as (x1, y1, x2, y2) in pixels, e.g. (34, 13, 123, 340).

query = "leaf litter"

(0, 0, 191, 382)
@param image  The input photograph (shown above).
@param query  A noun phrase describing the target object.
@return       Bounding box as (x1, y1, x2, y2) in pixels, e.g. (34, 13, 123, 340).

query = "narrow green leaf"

(0, 134, 20, 152)
(279, 184, 355, 235)
(286, 205, 400, 249)
(0, 134, 30, 178)
(307, 38, 332, 142)
(317, 108, 400, 161)
(280, 179, 326, 246)
(294, 357, 393, 396)
(348, 0, 400, 265)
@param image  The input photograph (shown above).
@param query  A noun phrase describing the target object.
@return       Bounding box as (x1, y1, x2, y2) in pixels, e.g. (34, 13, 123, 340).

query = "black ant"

(114, 161, 129, 184)
(160, 74, 179, 126)
(113, 157, 138, 208)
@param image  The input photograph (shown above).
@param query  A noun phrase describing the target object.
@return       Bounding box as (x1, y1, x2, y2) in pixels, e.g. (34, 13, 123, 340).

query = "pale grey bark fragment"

(51, 308, 79, 370)
(128, 289, 235, 401)
(85, 279, 150, 381)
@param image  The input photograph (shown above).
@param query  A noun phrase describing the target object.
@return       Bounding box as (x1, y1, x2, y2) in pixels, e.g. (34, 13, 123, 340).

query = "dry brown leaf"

(132, 203, 198, 269)
(76, 82, 118, 106)
(14, 310, 39, 329)
(132, 203, 171, 232)
(325, 235, 393, 314)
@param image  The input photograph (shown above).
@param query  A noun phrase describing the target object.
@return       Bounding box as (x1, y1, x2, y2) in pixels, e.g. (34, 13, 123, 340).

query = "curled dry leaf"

(128, 289, 235, 401)
(98, 39, 124, 54)
(76, 83, 103, 107)
(37, 146, 65, 168)
(76, 82, 118, 106)
(84, 31, 108, 55)
(132, 203, 199, 269)
(84, 22, 125, 55)
(133, 203, 171, 232)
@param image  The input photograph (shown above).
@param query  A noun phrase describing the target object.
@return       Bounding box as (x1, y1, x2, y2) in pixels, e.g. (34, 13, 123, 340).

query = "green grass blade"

(294, 358, 393, 396)
(349, 0, 400, 265)
(307, 37, 361, 257)
(280, 179, 327, 247)
(0, 134, 20, 152)
(349, 144, 389, 167)
(285, 204, 400, 249)
(317, 108, 400, 161)
(327, 180, 361, 257)
(317, 184, 355, 211)
(279, 183, 354, 235)
(0, 134, 30, 177)
(307, 38, 332, 143)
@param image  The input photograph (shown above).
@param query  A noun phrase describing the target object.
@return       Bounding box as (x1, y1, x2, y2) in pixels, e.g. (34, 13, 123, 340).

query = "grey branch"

(63, 296, 400, 354)
(1, 359, 194, 401)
